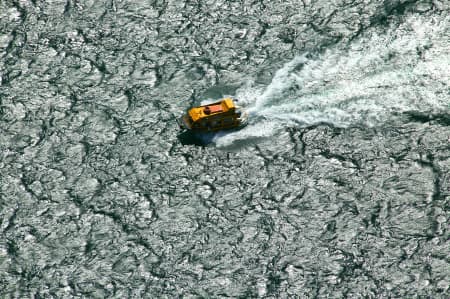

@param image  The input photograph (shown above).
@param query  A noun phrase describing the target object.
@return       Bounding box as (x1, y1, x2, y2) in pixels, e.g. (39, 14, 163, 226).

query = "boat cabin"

(180, 98, 246, 132)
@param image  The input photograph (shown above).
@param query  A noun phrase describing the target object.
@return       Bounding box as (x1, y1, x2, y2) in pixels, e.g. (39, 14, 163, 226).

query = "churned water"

(214, 14, 449, 147)
(0, 0, 449, 298)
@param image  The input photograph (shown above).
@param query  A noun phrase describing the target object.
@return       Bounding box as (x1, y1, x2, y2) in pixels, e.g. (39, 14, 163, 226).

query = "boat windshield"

(183, 115, 194, 128)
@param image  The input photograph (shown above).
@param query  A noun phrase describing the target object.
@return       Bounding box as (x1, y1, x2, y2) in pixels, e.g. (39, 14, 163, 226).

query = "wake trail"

(213, 14, 449, 147)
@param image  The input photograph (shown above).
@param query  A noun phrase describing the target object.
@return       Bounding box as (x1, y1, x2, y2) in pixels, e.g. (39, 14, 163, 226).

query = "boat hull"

(178, 98, 248, 133)
(178, 111, 248, 132)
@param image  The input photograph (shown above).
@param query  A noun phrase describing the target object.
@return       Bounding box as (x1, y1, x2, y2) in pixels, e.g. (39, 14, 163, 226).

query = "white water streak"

(214, 15, 449, 147)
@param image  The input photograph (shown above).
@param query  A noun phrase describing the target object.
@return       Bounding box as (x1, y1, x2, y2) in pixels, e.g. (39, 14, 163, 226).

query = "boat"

(178, 98, 248, 132)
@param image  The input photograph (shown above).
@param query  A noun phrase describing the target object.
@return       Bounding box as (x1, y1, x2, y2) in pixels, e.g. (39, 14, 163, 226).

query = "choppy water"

(1, 0, 449, 298)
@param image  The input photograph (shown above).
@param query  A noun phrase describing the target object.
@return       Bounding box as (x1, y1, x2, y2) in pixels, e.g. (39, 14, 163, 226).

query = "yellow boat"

(178, 98, 248, 132)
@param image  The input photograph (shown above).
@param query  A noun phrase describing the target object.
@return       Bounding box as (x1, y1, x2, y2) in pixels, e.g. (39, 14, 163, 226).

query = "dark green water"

(0, 0, 449, 297)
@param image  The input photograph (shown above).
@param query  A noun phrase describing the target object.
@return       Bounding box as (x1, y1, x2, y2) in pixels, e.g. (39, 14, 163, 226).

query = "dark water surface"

(1, 0, 449, 297)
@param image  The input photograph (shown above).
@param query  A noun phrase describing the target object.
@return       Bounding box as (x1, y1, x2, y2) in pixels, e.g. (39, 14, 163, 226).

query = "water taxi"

(178, 98, 248, 132)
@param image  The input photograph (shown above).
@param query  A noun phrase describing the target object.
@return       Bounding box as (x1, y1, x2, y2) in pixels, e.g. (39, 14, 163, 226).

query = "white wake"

(213, 14, 449, 147)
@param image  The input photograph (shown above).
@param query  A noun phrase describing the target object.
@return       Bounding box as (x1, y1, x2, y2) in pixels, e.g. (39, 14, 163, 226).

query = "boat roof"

(188, 98, 235, 122)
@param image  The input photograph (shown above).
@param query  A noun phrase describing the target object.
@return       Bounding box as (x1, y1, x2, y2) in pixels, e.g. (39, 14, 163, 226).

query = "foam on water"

(213, 14, 449, 147)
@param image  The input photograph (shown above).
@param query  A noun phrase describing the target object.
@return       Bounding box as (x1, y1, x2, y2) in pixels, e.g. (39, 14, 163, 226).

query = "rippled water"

(1, 0, 449, 298)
